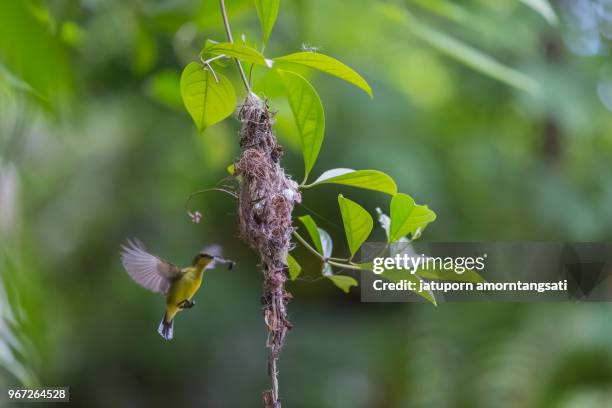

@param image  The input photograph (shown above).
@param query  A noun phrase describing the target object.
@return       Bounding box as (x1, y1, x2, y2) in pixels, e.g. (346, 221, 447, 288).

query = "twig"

(292, 231, 324, 261)
(185, 187, 237, 223)
(327, 256, 350, 262)
(292, 231, 365, 271)
(200, 54, 228, 83)
(185, 187, 237, 208)
(219, 0, 251, 92)
(328, 260, 365, 271)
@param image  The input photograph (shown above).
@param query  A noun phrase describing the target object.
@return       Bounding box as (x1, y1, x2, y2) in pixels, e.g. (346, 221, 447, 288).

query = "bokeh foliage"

(2, 0, 612, 407)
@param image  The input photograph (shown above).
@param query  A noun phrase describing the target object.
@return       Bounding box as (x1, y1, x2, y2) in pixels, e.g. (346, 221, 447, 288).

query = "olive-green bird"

(120, 239, 234, 340)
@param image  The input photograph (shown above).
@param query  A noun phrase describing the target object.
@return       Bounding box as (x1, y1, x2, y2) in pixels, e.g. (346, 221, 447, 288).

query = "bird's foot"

(178, 299, 195, 309)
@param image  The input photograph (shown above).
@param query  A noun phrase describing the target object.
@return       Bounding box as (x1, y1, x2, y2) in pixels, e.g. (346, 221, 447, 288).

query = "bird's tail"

(157, 314, 174, 341)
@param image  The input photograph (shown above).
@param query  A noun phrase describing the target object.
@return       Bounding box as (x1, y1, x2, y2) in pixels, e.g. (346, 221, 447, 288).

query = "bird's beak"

(214, 256, 236, 270)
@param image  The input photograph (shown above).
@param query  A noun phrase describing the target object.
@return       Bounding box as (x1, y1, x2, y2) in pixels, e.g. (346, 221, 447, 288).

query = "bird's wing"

(120, 239, 182, 295)
(201, 244, 223, 257)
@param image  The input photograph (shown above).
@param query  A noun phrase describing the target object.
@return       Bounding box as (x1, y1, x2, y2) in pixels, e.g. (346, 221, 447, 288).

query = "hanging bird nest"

(235, 93, 300, 408)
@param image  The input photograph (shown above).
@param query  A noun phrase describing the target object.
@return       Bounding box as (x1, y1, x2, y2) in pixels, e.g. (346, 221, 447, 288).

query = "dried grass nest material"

(235, 94, 300, 407)
(236, 94, 301, 263)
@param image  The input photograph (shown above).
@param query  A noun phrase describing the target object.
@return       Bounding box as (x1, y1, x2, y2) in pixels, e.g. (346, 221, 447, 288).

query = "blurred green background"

(2, 0, 612, 406)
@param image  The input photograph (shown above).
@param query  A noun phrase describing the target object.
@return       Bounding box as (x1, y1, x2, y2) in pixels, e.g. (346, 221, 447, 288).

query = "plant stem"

(219, 0, 251, 92)
(292, 231, 324, 260)
(292, 232, 365, 271)
(327, 260, 364, 271)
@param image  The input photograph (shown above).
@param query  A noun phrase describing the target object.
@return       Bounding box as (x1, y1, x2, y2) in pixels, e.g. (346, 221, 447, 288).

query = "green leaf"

(327, 275, 358, 293)
(389, 193, 415, 242)
(298, 215, 324, 254)
(227, 163, 235, 175)
(308, 169, 397, 195)
(287, 254, 302, 280)
(403, 206, 436, 239)
(180, 62, 236, 132)
(358, 262, 436, 305)
(379, 4, 539, 94)
(338, 195, 373, 258)
(0, 2, 71, 106)
(278, 70, 325, 182)
(204, 41, 273, 67)
(298, 215, 333, 275)
(382, 268, 437, 305)
(389, 193, 436, 242)
(274, 52, 372, 97)
(519, 0, 558, 25)
(254, 0, 280, 44)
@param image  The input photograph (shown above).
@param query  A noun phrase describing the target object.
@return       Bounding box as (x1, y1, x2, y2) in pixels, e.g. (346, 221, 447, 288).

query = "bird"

(120, 239, 235, 340)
